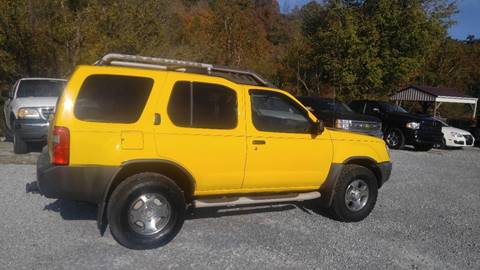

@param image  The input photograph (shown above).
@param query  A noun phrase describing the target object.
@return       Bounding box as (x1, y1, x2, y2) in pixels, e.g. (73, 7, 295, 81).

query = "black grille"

(463, 135, 474, 145)
(40, 107, 55, 120)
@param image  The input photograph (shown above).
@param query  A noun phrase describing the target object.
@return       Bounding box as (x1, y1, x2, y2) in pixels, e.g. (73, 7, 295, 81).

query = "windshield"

(379, 103, 407, 113)
(16, 80, 65, 98)
(315, 100, 353, 114)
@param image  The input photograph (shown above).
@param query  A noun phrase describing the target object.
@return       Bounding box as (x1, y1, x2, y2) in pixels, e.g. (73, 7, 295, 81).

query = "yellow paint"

(52, 65, 391, 196)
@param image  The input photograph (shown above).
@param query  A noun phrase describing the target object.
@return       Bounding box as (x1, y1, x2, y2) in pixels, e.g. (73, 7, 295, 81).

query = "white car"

(2, 78, 66, 153)
(437, 120, 475, 148)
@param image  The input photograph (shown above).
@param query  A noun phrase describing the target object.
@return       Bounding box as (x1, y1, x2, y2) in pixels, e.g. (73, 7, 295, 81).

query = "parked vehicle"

(35, 54, 391, 249)
(436, 119, 475, 148)
(297, 96, 382, 137)
(2, 78, 66, 153)
(446, 117, 480, 147)
(349, 100, 443, 151)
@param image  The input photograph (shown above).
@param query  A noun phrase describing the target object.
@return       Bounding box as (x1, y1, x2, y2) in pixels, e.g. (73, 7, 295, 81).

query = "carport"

(390, 85, 478, 118)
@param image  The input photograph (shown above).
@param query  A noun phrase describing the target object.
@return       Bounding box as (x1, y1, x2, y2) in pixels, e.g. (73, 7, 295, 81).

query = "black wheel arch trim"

(97, 159, 196, 232)
(318, 156, 392, 208)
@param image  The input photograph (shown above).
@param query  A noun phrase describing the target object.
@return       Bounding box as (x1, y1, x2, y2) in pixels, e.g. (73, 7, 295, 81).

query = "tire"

(330, 164, 378, 222)
(414, 144, 433, 151)
(107, 173, 186, 250)
(440, 138, 448, 149)
(384, 128, 405, 149)
(13, 133, 28, 154)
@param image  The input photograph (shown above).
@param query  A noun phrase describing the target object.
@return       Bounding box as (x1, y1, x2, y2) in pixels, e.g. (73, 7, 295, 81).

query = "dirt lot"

(0, 141, 479, 270)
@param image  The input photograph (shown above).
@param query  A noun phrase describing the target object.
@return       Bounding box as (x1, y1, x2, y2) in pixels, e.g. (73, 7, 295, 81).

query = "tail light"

(52, 126, 69, 165)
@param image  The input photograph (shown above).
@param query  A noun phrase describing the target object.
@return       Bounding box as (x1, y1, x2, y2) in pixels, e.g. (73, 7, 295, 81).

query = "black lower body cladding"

(36, 149, 118, 203)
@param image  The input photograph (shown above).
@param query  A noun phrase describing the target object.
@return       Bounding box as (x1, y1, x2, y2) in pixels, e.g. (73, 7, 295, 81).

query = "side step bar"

(194, 191, 321, 208)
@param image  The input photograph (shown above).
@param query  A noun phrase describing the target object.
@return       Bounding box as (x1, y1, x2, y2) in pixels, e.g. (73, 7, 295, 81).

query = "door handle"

(252, 140, 266, 145)
(154, 113, 161, 125)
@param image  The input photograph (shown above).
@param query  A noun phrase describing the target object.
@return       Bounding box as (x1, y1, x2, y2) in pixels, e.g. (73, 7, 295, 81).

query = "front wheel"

(107, 173, 186, 249)
(384, 128, 405, 149)
(330, 165, 378, 222)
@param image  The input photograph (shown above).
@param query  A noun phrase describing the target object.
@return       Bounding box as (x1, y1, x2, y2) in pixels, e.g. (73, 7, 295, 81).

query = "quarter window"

(74, 75, 153, 123)
(250, 90, 310, 133)
(167, 81, 237, 129)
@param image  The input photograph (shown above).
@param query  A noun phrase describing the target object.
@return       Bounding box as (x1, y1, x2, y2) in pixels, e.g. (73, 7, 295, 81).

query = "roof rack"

(95, 53, 275, 88)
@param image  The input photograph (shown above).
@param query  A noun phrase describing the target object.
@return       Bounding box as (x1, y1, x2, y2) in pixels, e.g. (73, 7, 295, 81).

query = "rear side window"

(74, 75, 153, 123)
(168, 81, 237, 129)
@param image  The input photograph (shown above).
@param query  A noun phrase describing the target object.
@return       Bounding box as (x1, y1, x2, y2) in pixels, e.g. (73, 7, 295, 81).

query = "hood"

(327, 128, 384, 143)
(13, 97, 58, 108)
(442, 126, 472, 135)
(313, 111, 381, 127)
(385, 111, 438, 124)
(11, 97, 58, 117)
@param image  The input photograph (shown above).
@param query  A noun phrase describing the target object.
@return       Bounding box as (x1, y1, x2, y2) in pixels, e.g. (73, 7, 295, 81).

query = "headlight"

(17, 108, 40, 119)
(406, 122, 420, 130)
(335, 119, 353, 129)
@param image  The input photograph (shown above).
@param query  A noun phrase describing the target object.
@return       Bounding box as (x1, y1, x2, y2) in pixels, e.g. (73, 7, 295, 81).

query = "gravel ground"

(0, 141, 479, 270)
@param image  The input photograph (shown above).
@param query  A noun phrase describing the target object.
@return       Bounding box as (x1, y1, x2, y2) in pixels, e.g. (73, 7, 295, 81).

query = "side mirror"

(311, 120, 325, 135)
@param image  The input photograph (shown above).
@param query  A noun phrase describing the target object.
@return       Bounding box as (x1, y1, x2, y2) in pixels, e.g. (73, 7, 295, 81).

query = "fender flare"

(97, 159, 196, 233)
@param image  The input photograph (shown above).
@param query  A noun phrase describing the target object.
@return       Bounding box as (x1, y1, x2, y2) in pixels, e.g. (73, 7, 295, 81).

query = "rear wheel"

(13, 133, 28, 154)
(330, 165, 378, 222)
(107, 173, 186, 250)
(384, 128, 405, 149)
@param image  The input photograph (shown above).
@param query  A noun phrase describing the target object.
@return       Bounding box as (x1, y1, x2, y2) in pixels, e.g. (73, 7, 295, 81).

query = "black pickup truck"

(297, 97, 382, 137)
(349, 100, 443, 151)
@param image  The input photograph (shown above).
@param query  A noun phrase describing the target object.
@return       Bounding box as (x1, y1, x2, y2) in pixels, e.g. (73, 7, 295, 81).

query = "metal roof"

(391, 85, 477, 104)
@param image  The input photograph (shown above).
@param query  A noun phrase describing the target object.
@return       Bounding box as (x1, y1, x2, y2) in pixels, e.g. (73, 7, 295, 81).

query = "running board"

(194, 191, 321, 208)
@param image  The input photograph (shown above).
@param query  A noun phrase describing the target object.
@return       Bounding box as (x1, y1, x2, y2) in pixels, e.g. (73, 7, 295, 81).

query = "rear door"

(242, 89, 332, 191)
(153, 73, 246, 195)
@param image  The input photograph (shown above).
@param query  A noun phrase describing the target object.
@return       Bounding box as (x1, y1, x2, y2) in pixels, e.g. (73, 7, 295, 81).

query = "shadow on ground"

(43, 199, 97, 220)
(42, 199, 334, 222)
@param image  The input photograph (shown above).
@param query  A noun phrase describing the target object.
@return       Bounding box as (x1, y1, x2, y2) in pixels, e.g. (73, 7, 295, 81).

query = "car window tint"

(17, 80, 65, 98)
(74, 75, 153, 123)
(167, 81, 192, 126)
(250, 90, 310, 133)
(349, 101, 363, 113)
(168, 81, 237, 129)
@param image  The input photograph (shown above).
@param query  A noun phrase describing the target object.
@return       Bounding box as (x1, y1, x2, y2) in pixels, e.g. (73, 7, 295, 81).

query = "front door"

(242, 89, 333, 191)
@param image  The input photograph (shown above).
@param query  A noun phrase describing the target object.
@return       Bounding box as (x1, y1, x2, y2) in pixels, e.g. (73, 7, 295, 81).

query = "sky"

(278, 0, 480, 40)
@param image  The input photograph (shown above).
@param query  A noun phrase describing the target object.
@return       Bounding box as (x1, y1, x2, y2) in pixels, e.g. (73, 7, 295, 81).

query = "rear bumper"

(14, 119, 49, 142)
(36, 149, 117, 203)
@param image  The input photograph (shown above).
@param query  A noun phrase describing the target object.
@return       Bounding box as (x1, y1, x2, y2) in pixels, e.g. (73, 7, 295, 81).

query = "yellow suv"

(36, 54, 392, 249)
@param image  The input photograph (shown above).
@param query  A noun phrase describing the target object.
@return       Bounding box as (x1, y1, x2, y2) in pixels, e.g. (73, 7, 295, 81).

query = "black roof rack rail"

(95, 53, 275, 88)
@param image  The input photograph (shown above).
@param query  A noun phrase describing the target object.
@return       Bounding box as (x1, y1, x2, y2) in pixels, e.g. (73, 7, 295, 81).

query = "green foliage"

(0, 0, 475, 107)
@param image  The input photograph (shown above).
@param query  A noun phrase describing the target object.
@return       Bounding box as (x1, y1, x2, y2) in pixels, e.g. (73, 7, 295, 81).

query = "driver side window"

(250, 90, 310, 133)
(366, 102, 381, 114)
